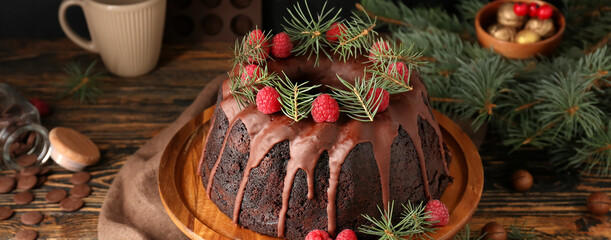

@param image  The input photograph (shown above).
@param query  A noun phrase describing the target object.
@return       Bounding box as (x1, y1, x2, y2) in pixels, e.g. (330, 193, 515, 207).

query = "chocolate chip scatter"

(0, 206, 14, 220)
(15, 229, 37, 240)
(0, 176, 16, 193)
(16, 154, 37, 167)
(14, 191, 34, 205)
(60, 197, 84, 212)
(45, 189, 67, 203)
(35, 175, 47, 188)
(20, 211, 43, 225)
(17, 175, 37, 190)
(70, 171, 91, 185)
(70, 184, 92, 198)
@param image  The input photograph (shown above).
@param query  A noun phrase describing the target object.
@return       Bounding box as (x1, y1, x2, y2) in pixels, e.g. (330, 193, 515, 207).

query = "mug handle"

(58, 0, 98, 52)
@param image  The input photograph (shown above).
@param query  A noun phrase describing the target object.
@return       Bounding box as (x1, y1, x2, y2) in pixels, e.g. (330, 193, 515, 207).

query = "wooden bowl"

(159, 107, 484, 239)
(475, 0, 565, 59)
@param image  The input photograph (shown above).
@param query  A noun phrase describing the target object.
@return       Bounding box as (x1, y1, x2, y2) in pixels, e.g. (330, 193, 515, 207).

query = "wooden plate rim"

(158, 107, 484, 239)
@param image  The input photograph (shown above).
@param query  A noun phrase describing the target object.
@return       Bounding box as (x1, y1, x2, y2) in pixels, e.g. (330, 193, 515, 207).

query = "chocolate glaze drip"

(197, 55, 450, 237)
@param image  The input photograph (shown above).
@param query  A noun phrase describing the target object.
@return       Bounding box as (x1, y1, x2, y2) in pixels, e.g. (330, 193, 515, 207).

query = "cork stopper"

(49, 127, 100, 172)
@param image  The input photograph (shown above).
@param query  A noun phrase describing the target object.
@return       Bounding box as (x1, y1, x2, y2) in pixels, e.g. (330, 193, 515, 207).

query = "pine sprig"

(333, 12, 378, 62)
(276, 73, 320, 122)
(232, 28, 273, 67)
(229, 65, 278, 109)
(329, 72, 383, 122)
(359, 201, 436, 240)
(367, 39, 425, 69)
(282, 0, 341, 66)
(59, 60, 104, 104)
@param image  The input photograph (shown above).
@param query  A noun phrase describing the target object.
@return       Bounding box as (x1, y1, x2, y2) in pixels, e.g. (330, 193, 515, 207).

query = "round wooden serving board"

(159, 107, 484, 240)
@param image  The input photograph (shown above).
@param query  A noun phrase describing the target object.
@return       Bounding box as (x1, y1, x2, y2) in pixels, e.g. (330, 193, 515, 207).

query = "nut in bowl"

(475, 0, 565, 59)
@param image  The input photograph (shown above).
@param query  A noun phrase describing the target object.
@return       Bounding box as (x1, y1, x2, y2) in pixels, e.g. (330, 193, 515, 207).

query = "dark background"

(0, 0, 456, 41)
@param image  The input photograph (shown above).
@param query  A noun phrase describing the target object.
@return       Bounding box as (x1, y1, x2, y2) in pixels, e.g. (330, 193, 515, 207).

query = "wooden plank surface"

(0, 39, 610, 239)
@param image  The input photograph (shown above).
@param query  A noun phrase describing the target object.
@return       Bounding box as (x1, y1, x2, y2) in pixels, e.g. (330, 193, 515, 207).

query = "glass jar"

(0, 83, 51, 170)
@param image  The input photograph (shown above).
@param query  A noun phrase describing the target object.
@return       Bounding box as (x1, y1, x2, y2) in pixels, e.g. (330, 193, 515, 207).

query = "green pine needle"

(359, 201, 436, 240)
(276, 73, 321, 122)
(329, 72, 383, 122)
(229, 65, 279, 109)
(232, 27, 274, 67)
(333, 12, 378, 62)
(59, 60, 104, 104)
(282, 0, 341, 67)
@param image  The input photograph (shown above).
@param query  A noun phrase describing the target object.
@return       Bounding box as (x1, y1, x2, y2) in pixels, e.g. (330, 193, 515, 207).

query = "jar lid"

(49, 127, 100, 172)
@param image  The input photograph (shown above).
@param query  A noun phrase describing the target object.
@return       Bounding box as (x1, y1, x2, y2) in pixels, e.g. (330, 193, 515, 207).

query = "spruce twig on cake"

(276, 73, 321, 122)
(359, 201, 435, 240)
(229, 65, 279, 109)
(333, 12, 378, 62)
(282, 1, 341, 67)
(232, 28, 273, 67)
(329, 72, 383, 122)
(59, 60, 104, 104)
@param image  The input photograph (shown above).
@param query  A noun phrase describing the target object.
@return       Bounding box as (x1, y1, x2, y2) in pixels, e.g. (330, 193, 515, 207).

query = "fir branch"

(229, 65, 278, 109)
(359, 0, 463, 33)
(359, 201, 436, 240)
(534, 72, 605, 141)
(333, 12, 378, 62)
(232, 28, 273, 66)
(552, 121, 611, 176)
(59, 60, 104, 104)
(355, 3, 410, 27)
(329, 72, 383, 122)
(282, 0, 340, 67)
(275, 73, 320, 122)
(454, 56, 515, 131)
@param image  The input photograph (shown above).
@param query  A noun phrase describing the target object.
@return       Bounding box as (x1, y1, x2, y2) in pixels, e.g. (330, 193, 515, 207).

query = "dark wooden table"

(0, 39, 609, 239)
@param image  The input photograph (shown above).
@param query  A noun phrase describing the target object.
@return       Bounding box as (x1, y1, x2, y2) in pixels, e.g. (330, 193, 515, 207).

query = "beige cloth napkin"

(98, 76, 223, 240)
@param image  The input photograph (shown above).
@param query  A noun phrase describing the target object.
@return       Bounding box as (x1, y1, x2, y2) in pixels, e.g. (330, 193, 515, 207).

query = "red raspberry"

(311, 94, 340, 123)
(326, 22, 346, 42)
(29, 98, 51, 117)
(387, 62, 408, 84)
(425, 199, 449, 226)
(245, 29, 270, 63)
(368, 40, 391, 61)
(271, 32, 293, 58)
(336, 229, 357, 240)
(240, 64, 261, 83)
(366, 88, 390, 113)
(256, 86, 281, 114)
(305, 230, 332, 240)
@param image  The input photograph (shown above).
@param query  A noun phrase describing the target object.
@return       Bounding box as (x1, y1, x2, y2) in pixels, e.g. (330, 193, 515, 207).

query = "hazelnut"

(587, 192, 611, 216)
(481, 222, 507, 240)
(512, 169, 533, 192)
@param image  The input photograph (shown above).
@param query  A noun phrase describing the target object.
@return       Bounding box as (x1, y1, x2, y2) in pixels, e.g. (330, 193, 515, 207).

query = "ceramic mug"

(59, 0, 166, 77)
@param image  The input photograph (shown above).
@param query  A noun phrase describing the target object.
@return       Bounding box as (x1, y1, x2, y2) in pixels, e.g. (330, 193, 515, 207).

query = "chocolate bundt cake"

(197, 53, 453, 239)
